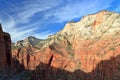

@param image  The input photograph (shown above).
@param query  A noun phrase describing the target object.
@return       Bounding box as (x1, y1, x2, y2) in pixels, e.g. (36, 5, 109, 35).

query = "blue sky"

(0, 0, 120, 42)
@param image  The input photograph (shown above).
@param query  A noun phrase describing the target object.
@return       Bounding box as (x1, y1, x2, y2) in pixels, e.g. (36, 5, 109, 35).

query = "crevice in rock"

(48, 55, 53, 67)
(4, 33, 11, 66)
(27, 54, 30, 68)
(18, 48, 21, 54)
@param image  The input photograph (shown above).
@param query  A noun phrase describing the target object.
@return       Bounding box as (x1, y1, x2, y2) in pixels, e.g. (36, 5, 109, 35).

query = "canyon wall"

(0, 24, 12, 70)
(12, 11, 120, 80)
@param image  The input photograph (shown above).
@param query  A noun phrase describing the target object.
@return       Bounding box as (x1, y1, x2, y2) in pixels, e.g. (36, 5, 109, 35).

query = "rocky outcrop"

(12, 10, 120, 80)
(14, 36, 42, 47)
(0, 24, 12, 70)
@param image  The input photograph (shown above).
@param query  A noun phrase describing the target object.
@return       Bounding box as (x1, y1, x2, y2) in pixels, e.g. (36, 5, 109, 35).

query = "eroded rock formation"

(12, 10, 120, 80)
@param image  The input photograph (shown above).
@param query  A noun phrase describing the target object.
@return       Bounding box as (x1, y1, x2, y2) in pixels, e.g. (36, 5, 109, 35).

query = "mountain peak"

(14, 36, 41, 47)
(25, 36, 37, 40)
(60, 10, 120, 40)
(62, 10, 111, 32)
(97, 10, 109, 13)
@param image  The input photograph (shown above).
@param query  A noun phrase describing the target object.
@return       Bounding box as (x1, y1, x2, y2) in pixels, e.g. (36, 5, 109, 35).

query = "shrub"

(109, 47, 115, 50)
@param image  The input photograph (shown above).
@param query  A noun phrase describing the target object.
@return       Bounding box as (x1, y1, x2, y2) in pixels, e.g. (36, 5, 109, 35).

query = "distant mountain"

(12, 10, 120, 80)
(14, 36, 42, 47)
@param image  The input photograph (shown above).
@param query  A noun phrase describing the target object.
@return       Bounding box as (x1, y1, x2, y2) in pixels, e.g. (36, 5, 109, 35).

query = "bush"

(109, 47, 115, 50)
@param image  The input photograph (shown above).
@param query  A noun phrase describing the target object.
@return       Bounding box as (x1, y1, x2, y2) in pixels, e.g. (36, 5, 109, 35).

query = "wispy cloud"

(44, 0, 114, 22)
(33, 30, 55, 39)
(0, 13, 15, 30)
(0, 0, 62, 42)
(0, 0, 117, 42)
(14, 0, 62, 23)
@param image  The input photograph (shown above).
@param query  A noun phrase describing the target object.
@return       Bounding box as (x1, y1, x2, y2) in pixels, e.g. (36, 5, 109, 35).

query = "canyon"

(0, 10, 120, 80)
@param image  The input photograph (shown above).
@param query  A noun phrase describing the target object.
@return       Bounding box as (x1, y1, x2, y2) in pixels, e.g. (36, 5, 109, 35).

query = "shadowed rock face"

(0, 24, 11, 70)
(12, 10, 120, 79)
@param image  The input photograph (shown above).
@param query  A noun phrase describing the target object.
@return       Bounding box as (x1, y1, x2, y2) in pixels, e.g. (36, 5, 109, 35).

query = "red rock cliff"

(0, 24, 12, 70)
(12, 11, 120, 80)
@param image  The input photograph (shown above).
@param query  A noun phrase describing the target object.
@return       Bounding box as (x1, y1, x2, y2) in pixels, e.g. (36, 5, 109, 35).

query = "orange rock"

(12, 11, 120, 80)
(92, 10, 108, 29)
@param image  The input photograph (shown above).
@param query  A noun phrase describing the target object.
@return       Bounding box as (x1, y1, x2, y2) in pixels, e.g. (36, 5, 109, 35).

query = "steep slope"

(0, 24, 12, 79)
(12, 10, 120, 80)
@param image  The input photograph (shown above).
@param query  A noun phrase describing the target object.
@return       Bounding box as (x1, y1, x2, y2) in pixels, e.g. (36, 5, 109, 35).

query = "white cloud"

(14, 0, 63, 23)
(0, 13, 15, 31)
(1, 0, 62, 42)
(33, 30, 55, 39)
(44, 0, 114, 22)
(11, 27, 37, 42)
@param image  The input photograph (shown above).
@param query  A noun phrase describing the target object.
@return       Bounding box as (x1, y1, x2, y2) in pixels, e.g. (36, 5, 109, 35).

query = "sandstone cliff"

(0, 24, 12, 70)
(12, 10, 120, 80)
(0, 24, 12, 80)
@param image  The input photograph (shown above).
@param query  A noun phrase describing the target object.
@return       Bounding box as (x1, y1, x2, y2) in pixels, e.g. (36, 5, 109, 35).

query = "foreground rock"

(0, 24, 11, 69)
(0, 24, 12, 80)
(12, 10, 120, 80)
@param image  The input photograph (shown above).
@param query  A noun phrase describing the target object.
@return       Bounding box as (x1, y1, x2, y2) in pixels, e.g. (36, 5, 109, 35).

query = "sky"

(0, 0, 120, 42)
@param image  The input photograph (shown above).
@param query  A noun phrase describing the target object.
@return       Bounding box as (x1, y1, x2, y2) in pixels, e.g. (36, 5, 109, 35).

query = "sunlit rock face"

(12, 10, 120, 80)
(0, 24, 11, 70)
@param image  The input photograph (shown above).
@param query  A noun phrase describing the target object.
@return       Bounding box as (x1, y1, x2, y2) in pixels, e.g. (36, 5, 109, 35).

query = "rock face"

(14, 36, 41, 47)
(12, 10, 120, 80)
(0, 24, 11, 70)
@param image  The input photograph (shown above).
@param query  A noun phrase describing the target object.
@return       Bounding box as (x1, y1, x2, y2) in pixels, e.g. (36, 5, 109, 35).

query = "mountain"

(14, 36, 42, 47)
(12, 10, 120, 80)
